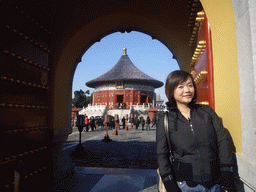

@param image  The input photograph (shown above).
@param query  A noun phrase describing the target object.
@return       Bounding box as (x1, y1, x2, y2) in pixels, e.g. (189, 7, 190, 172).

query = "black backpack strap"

(164, 111, 173, 161)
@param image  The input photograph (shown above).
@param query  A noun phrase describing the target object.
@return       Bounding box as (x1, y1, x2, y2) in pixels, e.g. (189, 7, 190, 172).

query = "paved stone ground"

(64, 125, 157, 169)
(51, 125, 159, 192)
(51, 167, 159, 192)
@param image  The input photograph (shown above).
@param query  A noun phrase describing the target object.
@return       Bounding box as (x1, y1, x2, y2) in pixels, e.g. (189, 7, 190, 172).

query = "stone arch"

(49, 12, 192, 137)
(49, 0, 256, 189)
(1, 0, 255, 190)
(50, 0, 242, 151)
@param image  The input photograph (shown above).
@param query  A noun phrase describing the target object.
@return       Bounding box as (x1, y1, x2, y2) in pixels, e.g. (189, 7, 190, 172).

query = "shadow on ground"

(69, 140, 157, 169)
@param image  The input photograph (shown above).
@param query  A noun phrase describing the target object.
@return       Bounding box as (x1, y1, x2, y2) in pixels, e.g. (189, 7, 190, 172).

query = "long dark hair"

(165, 70, 197, 108)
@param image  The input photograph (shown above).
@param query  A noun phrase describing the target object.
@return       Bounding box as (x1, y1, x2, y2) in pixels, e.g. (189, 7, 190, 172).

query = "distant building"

(85, 48, 163, 110)
(156, 94, 164, 106)
(79, 48, 164, 118)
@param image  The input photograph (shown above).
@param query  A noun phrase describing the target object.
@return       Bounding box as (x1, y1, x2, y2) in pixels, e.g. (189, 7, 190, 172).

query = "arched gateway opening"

(2, 0, 248, 191)
(50, 0, 219, 188)
(50, 1, 201, 137)
(66, 31, 179, 171)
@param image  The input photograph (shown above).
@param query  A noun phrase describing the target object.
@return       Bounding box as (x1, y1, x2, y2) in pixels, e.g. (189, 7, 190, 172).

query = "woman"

(156, 70, 235, 192)
(89, 116, 95, 131)
(84, 116, 89, 132)
(141, 117, 145, 130)
(134, 116, 140, 130)
(122, 116, 126, 129)
(146, 116, 151, 130)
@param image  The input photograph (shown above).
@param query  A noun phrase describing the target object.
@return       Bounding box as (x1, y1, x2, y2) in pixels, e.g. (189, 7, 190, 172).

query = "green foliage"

(72, 89, 92, 108)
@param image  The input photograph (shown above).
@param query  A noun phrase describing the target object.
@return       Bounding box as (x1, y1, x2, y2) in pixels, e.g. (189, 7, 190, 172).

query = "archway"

(50, 8, 192, 138)
(49, 0, 248, 189)
(49, 6, 196, 181)
(50, 0, 242, 150)
(1, 0, 255, 190)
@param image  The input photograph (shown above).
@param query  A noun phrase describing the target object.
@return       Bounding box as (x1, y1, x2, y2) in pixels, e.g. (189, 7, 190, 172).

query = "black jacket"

(156, 104, 235, 189)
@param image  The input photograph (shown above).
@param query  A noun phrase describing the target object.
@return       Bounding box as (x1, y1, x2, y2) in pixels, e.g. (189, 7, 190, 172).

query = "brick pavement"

(52, 126, 159, 192)
(64, 125, 157, 169)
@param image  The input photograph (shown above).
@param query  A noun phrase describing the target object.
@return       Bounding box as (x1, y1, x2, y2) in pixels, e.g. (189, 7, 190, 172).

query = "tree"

(72, 89, 92, 108)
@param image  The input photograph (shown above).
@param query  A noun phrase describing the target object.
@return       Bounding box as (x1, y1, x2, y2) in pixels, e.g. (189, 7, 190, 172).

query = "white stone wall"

(232, 0, 256, 191)
(79, 104, 107, 118)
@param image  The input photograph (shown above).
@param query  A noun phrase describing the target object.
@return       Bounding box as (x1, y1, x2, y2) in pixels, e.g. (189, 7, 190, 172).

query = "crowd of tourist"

(73, 115, 156, 132)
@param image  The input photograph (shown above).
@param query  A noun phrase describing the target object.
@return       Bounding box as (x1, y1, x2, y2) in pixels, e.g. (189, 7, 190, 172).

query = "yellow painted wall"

(201, 0, 242, 153)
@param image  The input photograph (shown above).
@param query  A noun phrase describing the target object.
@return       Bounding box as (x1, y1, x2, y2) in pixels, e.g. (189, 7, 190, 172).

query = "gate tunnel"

(1, 0, 255, 191)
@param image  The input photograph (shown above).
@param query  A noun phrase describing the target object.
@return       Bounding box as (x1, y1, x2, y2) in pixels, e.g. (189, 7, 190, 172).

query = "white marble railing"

(131, 103, 164, 111)
(78, 103, 165, 118)
(79, 104, 107, 117)
(84, 104, 107, 109)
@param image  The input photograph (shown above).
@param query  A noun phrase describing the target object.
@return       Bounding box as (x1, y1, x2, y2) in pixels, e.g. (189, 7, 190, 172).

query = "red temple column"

(112, 91, 115, 109)
(106, 90, 109, 109)
(123, 90, 126, 105)
(138, 91, 141, 104)
(131, 90, 134, 105)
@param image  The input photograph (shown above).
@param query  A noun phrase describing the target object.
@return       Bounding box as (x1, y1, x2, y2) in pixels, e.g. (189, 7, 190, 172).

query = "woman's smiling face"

(173, 77, 195, 107)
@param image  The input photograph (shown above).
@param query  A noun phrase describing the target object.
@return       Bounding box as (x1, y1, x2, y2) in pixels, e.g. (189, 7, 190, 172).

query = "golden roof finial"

(123, 48, 127, 55)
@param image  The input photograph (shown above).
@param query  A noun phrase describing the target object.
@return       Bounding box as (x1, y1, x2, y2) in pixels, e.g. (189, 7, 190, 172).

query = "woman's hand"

(163, 179, 181, 192)
(221, 186, 236, 192)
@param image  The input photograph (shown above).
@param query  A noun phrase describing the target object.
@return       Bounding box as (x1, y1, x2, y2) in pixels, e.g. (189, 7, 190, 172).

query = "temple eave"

(86, 79, 163, 88)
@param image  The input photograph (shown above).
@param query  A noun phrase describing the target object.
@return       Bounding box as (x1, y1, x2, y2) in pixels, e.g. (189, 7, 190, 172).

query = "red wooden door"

(191, 11, 215, 109)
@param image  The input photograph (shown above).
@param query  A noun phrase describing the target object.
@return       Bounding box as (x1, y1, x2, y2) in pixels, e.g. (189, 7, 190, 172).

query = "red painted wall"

(192, 11, 214, 109)
(93, 89, 154, 109)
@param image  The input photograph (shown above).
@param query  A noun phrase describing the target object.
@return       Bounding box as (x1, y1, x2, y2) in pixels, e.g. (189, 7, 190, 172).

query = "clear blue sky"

(72, 31, 180, 103)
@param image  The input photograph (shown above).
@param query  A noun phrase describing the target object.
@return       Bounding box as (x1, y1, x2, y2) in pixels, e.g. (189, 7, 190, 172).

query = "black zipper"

(188, 118, 201, 158)
(188, 117, 206, 180)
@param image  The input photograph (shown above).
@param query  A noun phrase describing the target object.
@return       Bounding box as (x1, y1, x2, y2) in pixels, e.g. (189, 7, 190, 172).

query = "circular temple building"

(86, 48, 164, 110)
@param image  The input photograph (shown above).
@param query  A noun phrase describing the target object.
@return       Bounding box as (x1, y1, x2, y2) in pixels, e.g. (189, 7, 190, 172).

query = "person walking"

(84, 116, 89, 132)
(122, 116, 126, 129)
(140, 117, 145, 130)
(156, 70, 236, 192)
(100, 117, 104, 128)
(117, 118, 120, 130)
(95, 116, 101, 130)
(98, 117, 102, 129)
(146, 116, 150, 131)
(110, 116, 115, 130)
(89, 116, 96, 131)
(134, 116, 140, 130)
(151, 115, 157, 128)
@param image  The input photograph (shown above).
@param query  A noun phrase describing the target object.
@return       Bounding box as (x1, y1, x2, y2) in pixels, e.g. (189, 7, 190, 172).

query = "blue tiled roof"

(86, 54, 164, 88)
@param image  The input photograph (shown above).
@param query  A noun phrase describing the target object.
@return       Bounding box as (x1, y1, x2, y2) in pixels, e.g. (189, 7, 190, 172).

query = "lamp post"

(102, 114, 112, 142)
(112, 114, 121, 135)
(71, 113, 75, 127)
(71, 115, 86, 158)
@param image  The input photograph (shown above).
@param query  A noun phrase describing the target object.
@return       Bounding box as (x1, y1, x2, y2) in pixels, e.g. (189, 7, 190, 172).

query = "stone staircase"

(107, 109, 130, 119)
